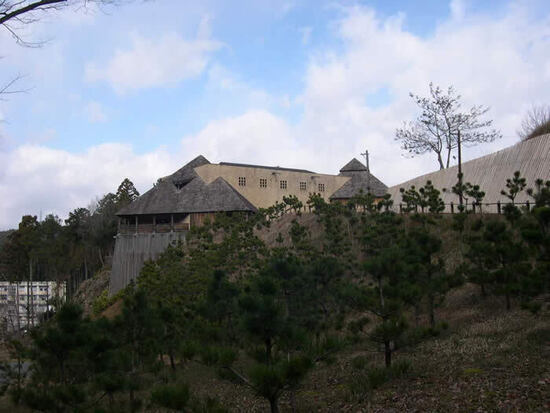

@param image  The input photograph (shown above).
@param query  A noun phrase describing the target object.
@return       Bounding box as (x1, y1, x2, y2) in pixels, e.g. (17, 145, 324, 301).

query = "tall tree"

(395, 83, 501, 170)
(115, 178, 140, 208)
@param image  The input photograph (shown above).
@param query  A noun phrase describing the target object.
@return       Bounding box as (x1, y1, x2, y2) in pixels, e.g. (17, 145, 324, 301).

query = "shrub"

(367, 367, 389, 389)
(390, 359, 412, 377)
(92, 289, 109, 316)
(351, 355, 369, 370)
(518, 105, 550, 141)
(150, 382, 190, 411)
(92, 287, 127, 316)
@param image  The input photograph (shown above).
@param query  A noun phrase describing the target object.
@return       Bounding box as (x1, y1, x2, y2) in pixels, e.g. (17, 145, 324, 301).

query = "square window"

(260, 178, 267, 188)
(280, 180, 287, 189)
(238, 177, 246, 187)
(318, 183, 325, 192)
(299, 182, 307, 191)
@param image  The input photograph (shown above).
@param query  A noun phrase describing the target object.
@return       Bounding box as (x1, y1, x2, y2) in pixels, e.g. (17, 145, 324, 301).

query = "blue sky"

(0, 0, 549, 228)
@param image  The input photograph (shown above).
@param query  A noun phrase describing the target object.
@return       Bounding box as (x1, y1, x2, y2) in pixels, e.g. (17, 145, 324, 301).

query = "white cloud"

(295, 2, 550, 183)
(3, 1, 550, 229)
(206, 65, 273, 107)
(0, 144, 178, 229)
(85, 18, 222, 94)
(181, 110, 309, 168)
(177, 1, 550, 188)
(85, 101, 107, 123)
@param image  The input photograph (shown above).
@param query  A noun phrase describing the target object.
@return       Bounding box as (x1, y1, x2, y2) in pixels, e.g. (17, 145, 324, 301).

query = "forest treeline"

(0, 179, 140, 293)
(0, 171, 549, 413)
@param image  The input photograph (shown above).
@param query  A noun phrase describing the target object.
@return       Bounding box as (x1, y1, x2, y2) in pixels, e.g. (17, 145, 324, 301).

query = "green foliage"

(150, 382, 190, 411)
(501, 170, 527, 203)
(348, 359, 412, 402)
(92, 289, 109, 315)
(400, 181, 444, 214)
(11, 170, 550, 412)
(0, 178, 139, 295)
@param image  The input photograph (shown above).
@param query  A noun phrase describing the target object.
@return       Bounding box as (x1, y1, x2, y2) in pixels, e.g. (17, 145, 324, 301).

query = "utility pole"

(361, 149, 371, 194)
(457, 130, 464, 209)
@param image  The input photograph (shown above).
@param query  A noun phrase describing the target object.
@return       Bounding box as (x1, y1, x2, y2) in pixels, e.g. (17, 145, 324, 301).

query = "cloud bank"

(85, 18, 222, 94)
(1, 1, 550, 229)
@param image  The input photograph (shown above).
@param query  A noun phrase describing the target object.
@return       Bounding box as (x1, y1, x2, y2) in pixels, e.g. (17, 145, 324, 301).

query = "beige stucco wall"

(195, 164, 350, 208)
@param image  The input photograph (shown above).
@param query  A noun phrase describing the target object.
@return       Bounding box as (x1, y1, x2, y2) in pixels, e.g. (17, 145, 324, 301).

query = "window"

(299, 182, 307, 191)
(238, 177, 246, 187)
(259, 178, 267, 188)
(318, 183, 325, 192)
(280, 180, 287, 189)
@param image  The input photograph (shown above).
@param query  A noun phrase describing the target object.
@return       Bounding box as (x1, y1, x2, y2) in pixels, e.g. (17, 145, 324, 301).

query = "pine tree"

(354, 211, 409, 367)
(116, 178, 140, 207)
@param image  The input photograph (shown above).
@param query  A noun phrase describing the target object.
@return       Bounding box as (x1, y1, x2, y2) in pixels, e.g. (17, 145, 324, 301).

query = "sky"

(0, 0, 549, 229)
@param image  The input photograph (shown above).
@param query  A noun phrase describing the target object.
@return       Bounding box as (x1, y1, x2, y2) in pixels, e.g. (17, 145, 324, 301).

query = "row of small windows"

(238, 177, 325, 192)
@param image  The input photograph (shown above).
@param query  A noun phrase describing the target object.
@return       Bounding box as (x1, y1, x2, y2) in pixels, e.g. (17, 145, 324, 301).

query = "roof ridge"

(340, 158, 367, 172)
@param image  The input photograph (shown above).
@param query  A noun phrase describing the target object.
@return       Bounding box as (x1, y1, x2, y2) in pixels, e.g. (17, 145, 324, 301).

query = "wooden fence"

(394, 201, 534, 215)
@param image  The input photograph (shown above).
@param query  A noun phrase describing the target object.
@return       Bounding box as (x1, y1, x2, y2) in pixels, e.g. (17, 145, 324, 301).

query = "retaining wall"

(110, 232, 187, 295)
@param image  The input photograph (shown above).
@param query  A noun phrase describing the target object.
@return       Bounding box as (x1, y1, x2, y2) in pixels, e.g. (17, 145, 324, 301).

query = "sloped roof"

(340, 158, 368, 172)
(387, 133, 550, 209)
(117, 156, 257, 216)
(330, 158, 388, 199)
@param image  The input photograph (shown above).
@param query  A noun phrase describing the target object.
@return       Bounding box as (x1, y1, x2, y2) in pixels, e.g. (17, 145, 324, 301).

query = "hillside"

(179, 283, 550, 412)
(3, 206, 548, 413)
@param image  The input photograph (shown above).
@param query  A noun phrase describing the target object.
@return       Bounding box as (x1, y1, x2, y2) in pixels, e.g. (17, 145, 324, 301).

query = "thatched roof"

(117, 155, 257, 216)
(330, 158, 388, 199)
(340, 158, 368, 172)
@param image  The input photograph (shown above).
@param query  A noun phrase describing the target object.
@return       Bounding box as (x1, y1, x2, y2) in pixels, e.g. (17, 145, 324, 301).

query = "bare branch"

(0, 0, 67, 26)
(517, 105, 550, 141)
(0, 74, 31, 100)
(0, 1, 128, 46)
(395, 82, 502, 169)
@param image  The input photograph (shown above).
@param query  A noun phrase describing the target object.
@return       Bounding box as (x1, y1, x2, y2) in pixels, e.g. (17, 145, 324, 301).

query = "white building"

(0, 281, 66, 333)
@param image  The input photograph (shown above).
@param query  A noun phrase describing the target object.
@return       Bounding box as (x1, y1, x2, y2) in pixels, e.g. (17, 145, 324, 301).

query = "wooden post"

(153, 216, 156, 233)
(497, 201, 501, 214)
(450, 202, 454, 214)
(170, 214, 174, 232)
(135, 215, 138, 234)
(399, 203, 402, 214)
(117, 217, 121, 234)
(472, 203, 476, 214)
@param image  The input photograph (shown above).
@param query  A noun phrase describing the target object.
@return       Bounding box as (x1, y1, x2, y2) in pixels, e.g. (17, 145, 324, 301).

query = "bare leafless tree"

(396, 83, 502, 170)
(0, 1, 139, 101)
(517, 105, 550, 141)
(0, 1, 128, 46)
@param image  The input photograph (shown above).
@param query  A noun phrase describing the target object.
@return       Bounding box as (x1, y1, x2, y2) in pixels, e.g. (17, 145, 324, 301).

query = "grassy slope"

(5, 213, 546, 412)
(90, 213, 549, 411)
(178, 214, 550, 412)
(179, 284, 549, 412)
